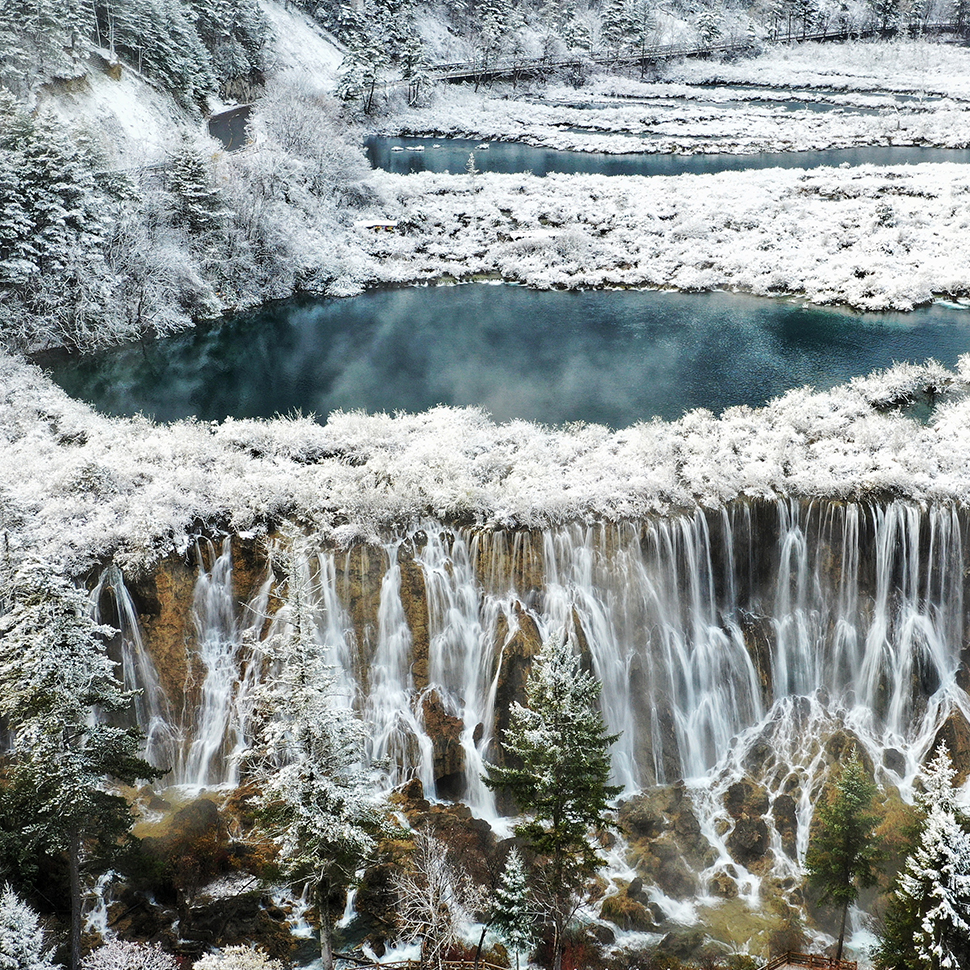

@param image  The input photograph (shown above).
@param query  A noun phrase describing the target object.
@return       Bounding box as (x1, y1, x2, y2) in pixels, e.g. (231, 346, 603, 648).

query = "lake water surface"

(44, 286, 970, 428)
(366, 135, 970, 176)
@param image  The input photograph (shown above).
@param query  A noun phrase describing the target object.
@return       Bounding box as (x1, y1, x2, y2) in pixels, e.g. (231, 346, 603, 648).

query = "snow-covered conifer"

(245, 543, 387, 970)
(876, 744, 970, 970)
(0, 886, 60, 970)
(81, 940, 178, 970)
(491, 848, 535, 970)
(485, 633, 620, 970)
(0, 558, 160, 970)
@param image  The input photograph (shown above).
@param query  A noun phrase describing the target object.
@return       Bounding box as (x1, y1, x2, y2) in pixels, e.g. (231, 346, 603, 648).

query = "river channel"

(43, 286, 970, 428)
(366, 135, 970, 176)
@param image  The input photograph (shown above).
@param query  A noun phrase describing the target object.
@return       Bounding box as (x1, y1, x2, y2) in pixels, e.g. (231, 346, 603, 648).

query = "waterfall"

(177, 538, 272, 787)
(123, 496, 967, 827)
(90, 566, 177, 771)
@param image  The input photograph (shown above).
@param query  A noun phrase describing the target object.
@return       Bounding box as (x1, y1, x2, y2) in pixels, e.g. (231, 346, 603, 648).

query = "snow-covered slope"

(259, 0, 344, 86)
(32, 0, 345, 167)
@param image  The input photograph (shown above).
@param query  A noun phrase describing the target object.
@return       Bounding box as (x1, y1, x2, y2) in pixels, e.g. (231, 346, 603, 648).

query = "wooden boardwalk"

(431, 23, 961, 86)
(760, 951, 859, 970)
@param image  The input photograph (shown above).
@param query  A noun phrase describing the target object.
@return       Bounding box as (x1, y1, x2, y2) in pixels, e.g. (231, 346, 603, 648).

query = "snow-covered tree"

(875, 744, 970, 970)
(393, 829, 484, 970)
(81, 940, 178, 970)
(0, 558, 160, 970)
(192, 945, 284, 970)
(0, 886, 60, 970)
(490, 849, 535, 970)
(245, 544, 387, 970)
(485, 633, 620, 970)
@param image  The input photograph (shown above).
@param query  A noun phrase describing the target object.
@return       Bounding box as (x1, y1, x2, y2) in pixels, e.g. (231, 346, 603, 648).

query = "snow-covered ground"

(381, 60, 970, 155)
(3, 349, 969, 573)
(353, 162, 970, 310)
(34, 0, 344, 167)
(663, 37, 970, 99)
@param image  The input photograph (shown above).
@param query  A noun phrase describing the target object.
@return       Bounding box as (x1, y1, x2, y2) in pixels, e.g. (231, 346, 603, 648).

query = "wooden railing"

(336, 960, 507, 970)
(760, 952, 858, 970)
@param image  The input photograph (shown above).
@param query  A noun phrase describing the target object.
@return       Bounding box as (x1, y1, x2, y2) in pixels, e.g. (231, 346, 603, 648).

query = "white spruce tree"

(0, 886, 60, 970)
(246, 544, 387, 970)
(0, 558, 160, 970)
(491, 848, 535, 970)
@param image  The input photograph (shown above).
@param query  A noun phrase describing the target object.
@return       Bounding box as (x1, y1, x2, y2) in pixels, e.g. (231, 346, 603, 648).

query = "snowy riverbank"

(5, 348, 970, 573)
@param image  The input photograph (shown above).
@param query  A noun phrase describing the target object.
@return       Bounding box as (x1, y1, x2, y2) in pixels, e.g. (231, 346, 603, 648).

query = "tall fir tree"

(485, 633, 620, 970)
(805, 749, 883, 962)
(245, 544, 388, 970)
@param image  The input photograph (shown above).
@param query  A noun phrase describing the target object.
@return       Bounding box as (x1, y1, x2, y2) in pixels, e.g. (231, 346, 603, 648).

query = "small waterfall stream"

(90, 566, 177, 770)
(177, 538, 272, 787)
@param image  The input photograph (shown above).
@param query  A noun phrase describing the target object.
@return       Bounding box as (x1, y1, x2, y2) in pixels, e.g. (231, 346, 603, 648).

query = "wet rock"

(725, 816, 770, 868)
(708, 870, 738, 899)
(420, 689, 465, 783)
(589, 921, 617, 945)
(600, 893, 656, 932)
(772, 793, 798, 858)
(933, 709, 970, 786)
(883, 747, 907, 775)
(620, 784, 715, 900)
(725, 778, 769, 820)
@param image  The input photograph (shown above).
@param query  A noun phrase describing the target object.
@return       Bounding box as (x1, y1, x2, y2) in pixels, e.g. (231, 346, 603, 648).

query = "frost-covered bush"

(192, 946, 283, 970)
(0, 886, 60, 970)
(81, 940, 178, 970)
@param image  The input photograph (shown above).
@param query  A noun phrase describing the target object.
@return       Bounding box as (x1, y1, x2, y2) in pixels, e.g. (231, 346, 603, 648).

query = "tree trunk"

(69, 828, 82, 970)
(317, 883, 335, 970)
(835, 901, 848, 962)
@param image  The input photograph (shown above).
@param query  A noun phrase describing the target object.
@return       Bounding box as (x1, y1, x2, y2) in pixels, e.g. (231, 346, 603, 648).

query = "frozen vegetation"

(3, 349, 970, 574)
(382, 52, 970, 155)
(356, 162, 970, 309)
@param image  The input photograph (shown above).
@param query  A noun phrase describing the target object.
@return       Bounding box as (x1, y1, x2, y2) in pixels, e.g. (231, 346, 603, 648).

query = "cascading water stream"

(177, 538, 272, 787)
(89, 566, 177, 770)
(145, 495, 967, 917)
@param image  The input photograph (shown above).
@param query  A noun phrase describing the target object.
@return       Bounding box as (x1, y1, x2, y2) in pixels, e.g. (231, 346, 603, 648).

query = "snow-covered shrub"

(192, 946, 283, 970)
(0, 886, 60, 970)
(81, 940, 178, 970)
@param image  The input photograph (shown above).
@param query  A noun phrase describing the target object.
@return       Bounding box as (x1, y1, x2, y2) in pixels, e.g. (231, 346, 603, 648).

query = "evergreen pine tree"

(875, 744, 970, 970)
(245, 544, 388, 970)
(491, 848, 535, 970)
(0, 558, 161, 970)
(485, 633, 620, 970)
(0, 886, 60, 970)
(805, 749, 883, 962)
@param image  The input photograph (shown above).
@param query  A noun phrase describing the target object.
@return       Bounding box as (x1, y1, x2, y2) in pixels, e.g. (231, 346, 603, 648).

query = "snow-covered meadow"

(354, 162, 970, 309)
(4, 349, 970, 574)
(381, 40, 970, 155)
